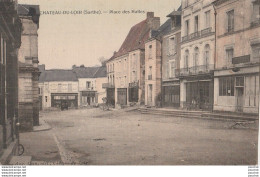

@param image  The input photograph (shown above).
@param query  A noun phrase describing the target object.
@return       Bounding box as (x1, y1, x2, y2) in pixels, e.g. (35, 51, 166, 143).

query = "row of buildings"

(105, 0, 260, 114)
(0, 1, 40, 163)
(38, 64, 107, 110)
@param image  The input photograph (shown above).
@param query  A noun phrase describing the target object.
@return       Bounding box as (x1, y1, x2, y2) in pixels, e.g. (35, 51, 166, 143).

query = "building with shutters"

(212, 0, 260, 113)
(0, 0, 22, 164)
(105, 12, 160, 108)
(179, 0, 215, 110)
(72, 65, 107, 106)
(39, 66, 79, 109)
(161, 7, 182, 108)
(17, 4, 40, 131)
(144, 9, 182, 107)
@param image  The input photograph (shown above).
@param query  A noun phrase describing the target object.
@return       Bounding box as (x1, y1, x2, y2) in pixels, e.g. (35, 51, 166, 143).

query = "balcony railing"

(182, 35, 189, 42)
(182, 27, 214, 42)
(190, 31, 200, 40)
(178, 64, 214, 76)
(148, 75, 152, 80)
(201, 27, 212, 36)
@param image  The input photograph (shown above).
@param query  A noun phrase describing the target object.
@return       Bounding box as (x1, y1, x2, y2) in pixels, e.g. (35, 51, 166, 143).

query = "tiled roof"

(94, 66, 107, 78)
(73, 66, 107, 78)
(73, 67, 99, 78)
(151, 19, 172, 39)
(39, 70, 78, 82)
(18, 4, 40, 16)
(109, 19, 151, 60)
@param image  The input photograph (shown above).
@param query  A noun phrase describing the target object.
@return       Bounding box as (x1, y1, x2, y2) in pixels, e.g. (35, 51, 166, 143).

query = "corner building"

(213, 0, 260, 114)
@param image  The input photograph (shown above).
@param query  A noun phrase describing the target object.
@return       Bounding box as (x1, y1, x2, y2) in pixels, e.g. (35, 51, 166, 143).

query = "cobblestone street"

(20, 108, 258, 165)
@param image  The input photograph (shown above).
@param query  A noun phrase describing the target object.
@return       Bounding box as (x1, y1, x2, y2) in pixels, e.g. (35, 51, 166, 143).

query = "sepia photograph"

(0, 0, 259, 175)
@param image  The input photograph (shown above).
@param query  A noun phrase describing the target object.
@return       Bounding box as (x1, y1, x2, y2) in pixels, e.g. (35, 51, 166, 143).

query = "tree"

(98, 56, 107, 66)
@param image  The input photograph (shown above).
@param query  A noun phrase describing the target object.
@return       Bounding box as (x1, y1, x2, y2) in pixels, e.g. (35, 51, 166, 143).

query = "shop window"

(219, 77, 234, 96)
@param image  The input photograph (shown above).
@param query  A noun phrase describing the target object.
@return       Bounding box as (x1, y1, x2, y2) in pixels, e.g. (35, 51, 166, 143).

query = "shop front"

(128, 81, 139, 103)
(162, 81, 180, 107)
(51, 93, 78, 108)
(182, 75, 214, 111)
(81, 91, 97, 106)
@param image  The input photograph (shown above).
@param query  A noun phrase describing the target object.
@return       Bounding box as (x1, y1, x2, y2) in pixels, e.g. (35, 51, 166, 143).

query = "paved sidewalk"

(19, 118, 61, 164)
(33, 119, 51, 132)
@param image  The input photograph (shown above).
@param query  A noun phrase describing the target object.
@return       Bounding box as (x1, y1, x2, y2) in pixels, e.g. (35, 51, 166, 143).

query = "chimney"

(146, 12, 160, 31)
(147, 12, 154, 19)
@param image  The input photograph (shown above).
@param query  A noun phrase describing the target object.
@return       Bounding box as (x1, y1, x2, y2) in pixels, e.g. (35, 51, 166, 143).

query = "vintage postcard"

(0, 0, 259, 176)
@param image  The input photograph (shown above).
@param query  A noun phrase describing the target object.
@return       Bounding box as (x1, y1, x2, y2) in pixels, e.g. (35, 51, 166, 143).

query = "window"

(193, 47, 199, 67)
(184, 50, 189, 68)
(86, 81, 91, 89)
(148, 66, 152, 80)
(185, 20, 189, 36)
(226, 48, 234, 65)
(252, 1, 260, 23)
(68, 83, 72, 92)
(169, 37, 176, 55)
(204, 44, 210, 66)
(132, 71, 137, 82)
(149, 45, 152, 58)
(251, 44, 260, 62)
(112, 75, 115, 85)
(194, 16, 199, 32)
(219, 77, 235, 96)
(58, 84, 62, 92)
(169, 60, 175, 78)
(227, 10, 234, 32)
(45, 96, 48, 102)
(236, 76, 244, 87)
(205, 11, 210, 28)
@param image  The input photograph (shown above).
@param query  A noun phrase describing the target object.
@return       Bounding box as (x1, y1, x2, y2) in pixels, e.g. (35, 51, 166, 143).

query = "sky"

(18, 0, 181, 69)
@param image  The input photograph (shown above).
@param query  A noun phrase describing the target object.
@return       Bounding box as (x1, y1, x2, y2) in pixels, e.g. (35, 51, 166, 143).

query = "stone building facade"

(180, 0, 215, 110)
(213, 0, 260, 113)
(73, 65, 107, 106)
(106, 12, 160, 108)
(39, 68, 79, 109)
(0, 0, 22, 164)
(162, 8, 182, 108)
(17, 4, 40, 131)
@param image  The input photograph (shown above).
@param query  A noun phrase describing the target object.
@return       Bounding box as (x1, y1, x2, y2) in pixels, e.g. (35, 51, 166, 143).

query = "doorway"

(236, 87, 244, 112)
(147, 84, 153, 106)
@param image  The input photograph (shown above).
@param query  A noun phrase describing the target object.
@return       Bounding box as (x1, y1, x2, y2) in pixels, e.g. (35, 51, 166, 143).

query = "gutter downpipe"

(213, 3, 217, 113)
